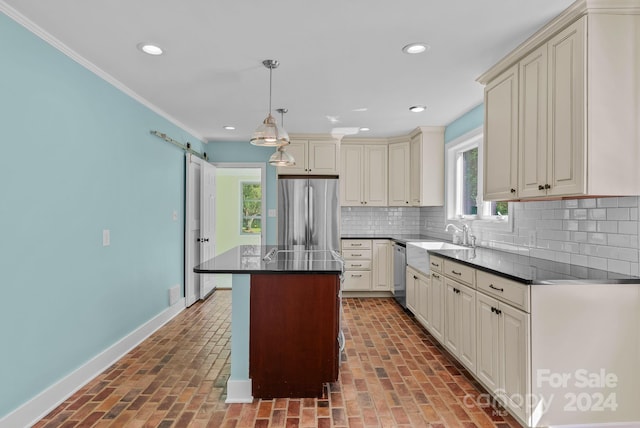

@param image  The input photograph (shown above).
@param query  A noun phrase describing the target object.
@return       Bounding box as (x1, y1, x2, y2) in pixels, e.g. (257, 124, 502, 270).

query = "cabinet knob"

(545, 184, 551, 189)
(538, 185, 545, 191)
(510, 188, 516, 194)
(406, 201, 409, 204)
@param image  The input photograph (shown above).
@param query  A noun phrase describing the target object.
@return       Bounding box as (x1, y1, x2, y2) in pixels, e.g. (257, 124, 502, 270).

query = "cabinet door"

(501, 304, 530, 422)
(309, 140, 339, 175)
(420, 275, 431, 329)
(372, 240, 390, 291)
(364, 145, 388, 206)
(342, 271, 371, 291)
(388, 142, 411, 206)
(340, 145, 363, 206)
(518, 44, 549, 199)
(406, 268, 417, 314)
(484, 65, 519, 201)
(547, 18, 586, 197)
(429, 272, 445, 342)
(409, 135, 421, 205)
(415, 274, 429, 327)
(476, 293, 501, 393)
(278, 140, 308, 175)
(458, 285, 476, 374)
(444, 279, 460, 356)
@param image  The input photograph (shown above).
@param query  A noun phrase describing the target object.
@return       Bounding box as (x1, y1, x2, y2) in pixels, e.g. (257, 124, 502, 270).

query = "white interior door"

(200, 160, 216, 297)
(185, 154, 202, 307)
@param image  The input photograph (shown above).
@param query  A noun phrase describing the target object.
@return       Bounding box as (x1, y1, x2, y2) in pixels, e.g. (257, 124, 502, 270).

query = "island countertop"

(194, 245, 343, 274)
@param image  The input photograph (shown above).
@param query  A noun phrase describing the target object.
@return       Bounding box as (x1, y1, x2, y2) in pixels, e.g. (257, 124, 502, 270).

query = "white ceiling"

(1, 0, 574, 142)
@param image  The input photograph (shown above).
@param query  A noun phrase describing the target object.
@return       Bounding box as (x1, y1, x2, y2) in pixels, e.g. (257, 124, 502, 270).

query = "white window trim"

(445, 127, 513, 231)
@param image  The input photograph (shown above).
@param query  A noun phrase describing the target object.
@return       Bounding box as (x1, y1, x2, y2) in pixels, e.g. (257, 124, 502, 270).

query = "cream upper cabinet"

(480, 7, 640, 200)
(410, 128, 445, 206)
(518, 44, 549, 199)
(484, 64, 519, 201)
(278, 139, 339, 175)
(388, 141, 410, 206)
(339, 143, 387, 206)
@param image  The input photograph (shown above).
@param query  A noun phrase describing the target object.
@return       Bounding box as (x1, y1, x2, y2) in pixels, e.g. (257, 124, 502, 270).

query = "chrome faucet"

(445, 223, 476, 248)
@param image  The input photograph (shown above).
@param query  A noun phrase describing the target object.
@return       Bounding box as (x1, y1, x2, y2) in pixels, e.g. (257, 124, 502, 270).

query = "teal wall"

(0, 13, 205, 418)
(444, 104, 484, 143)
(209, 143, 278, 245)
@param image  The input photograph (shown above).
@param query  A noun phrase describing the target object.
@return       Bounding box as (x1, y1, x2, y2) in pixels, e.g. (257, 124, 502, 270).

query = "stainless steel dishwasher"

(393, 242, 407, 308)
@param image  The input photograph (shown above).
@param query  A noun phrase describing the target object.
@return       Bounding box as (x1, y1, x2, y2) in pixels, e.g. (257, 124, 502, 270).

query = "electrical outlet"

(102, 229, 110, 247)
(169, 285, 180, 306)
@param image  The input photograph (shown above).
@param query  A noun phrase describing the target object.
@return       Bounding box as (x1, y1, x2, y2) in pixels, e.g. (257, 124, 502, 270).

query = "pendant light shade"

(269, 108, 295, 166)
(251, 60, 290, 147)
(269, 145, 296, 166)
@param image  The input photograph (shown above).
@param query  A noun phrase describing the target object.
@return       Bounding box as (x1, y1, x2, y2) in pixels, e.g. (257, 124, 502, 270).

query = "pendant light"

(251, 60, 290, 147)
(269, 108, 296, 166)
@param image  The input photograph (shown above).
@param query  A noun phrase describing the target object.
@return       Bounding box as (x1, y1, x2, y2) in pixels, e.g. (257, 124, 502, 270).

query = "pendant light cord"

(268, 66, 273, 114)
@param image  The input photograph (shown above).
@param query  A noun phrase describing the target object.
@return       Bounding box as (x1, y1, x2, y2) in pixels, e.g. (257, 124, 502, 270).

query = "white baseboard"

(0, 299, 186, 428)
(225, 380, 253, 404)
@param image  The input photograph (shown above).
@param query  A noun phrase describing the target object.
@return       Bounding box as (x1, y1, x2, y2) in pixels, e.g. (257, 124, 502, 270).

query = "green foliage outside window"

(241, 182, 262, 234)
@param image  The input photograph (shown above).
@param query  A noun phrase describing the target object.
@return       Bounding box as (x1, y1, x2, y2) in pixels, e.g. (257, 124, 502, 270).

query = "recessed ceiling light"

(402, 43, 430, 55)
(137, 43, 163, 56)
(223, 126, 236, 130)
(359, 127, 371, 132)
(353, 108, 368, 112)
(409, 105, 427, 113)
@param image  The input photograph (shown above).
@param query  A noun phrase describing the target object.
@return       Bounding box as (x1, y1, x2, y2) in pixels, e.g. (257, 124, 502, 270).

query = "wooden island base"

(249, 273, 340, 399)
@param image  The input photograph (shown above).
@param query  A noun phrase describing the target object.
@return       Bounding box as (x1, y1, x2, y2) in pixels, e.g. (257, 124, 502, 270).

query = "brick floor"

(33, 290, 521, 427)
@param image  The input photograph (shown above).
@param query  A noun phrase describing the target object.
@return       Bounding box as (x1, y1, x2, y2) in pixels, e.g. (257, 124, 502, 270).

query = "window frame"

(240, 181, 262, 235)
(445, 127, 512, 229)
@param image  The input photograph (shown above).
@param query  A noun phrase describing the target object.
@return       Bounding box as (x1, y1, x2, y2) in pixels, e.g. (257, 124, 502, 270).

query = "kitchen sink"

(406, 241, 467, 275)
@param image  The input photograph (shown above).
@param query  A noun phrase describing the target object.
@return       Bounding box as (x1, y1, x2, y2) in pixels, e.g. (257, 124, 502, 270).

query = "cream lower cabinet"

(342, 239, 391, 292)
(372, 240, 391, 291)
(406, 266, 418, 314)
(444, 278, 476, 373)
(406, 266, 429, 327)
(476, 292, 530, 423)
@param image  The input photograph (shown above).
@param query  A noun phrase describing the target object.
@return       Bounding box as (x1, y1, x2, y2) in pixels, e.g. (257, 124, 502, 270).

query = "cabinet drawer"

(342, 239, 372, 250)
(429, 255, 444, 273)
(342, 249, 372, 260)
(345, 260, 371, 270)
(342, 271, 372, 290)
(443, 260, 475, 287)
(476, 270, 530, 312)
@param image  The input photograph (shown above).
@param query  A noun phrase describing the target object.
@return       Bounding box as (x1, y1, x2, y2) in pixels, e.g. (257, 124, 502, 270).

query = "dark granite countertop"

(341, 234, 435, 245)
(194, 245, 343, 274)
(428, 247, 640, 285)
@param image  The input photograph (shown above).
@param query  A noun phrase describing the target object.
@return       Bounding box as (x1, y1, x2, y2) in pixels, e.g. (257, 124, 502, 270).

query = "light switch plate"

(102, 229, 110, 247)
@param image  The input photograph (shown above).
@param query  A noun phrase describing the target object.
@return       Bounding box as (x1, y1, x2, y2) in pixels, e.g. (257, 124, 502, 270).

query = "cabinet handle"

(352, 254, 362, 257)
(454, 288, 460, 294)
(432, 273, 440, 279)
(510, 188, 516, 194)
(495, 308, 502, 315)
(413, 275, 418, 279)
(489, 284, 504, 292)
(451, 270, 462, 276)
(538, 185, 545, 191)
(364, 201, 367, 204)
(545, 184, 551, 189)
(431, 262, 439, 268)
(351, 264, 362, 267)
(352, 243, 362, 246)
(491, 306, 501, 315)
(351, 274, 362, 278)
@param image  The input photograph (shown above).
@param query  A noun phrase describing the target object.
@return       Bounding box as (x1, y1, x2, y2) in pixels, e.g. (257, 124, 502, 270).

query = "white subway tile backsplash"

(341, 196, 640, 276)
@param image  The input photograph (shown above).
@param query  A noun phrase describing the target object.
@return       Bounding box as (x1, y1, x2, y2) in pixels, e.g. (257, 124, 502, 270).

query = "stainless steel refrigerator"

(277, 178, 340, 251)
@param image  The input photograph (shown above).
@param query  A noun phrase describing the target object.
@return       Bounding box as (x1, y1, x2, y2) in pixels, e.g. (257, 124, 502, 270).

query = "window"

(446, 128, 509, 222)
(241, 182, 262, 234)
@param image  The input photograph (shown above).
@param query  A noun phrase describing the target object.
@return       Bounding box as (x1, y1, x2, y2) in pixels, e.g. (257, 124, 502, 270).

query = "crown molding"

(477, 0, 640, 84)
(0, 2, 205, 142)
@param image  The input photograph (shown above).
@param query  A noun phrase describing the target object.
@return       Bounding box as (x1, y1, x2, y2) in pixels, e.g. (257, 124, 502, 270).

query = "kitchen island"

(194, 245, 343, 402)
